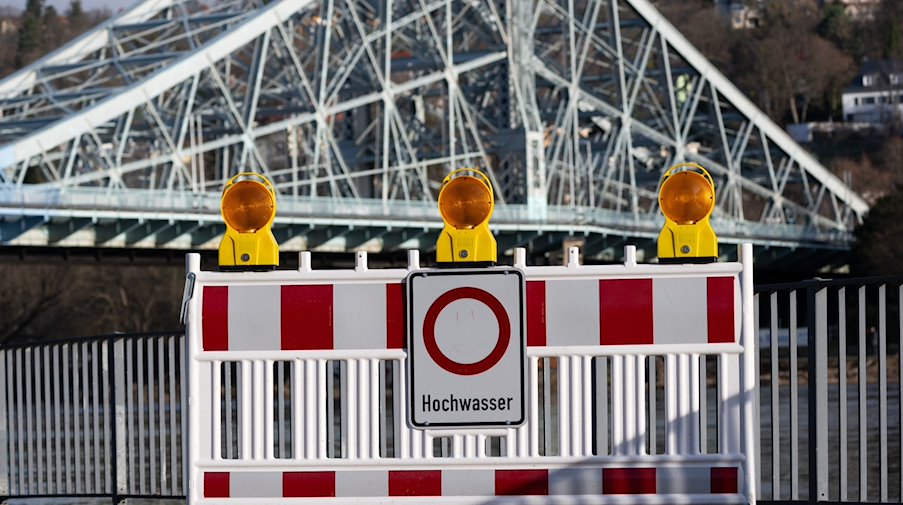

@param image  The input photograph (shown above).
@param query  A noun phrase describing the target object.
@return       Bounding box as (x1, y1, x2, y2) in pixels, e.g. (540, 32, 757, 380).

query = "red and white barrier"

(184, 247, 758, 505)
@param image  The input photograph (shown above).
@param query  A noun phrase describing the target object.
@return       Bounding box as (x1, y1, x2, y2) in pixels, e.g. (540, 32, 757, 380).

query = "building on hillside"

(822, 0, 881, 21)
(0, 18, 16, 35)
(714, 0, 762, 29)
(842, 59, 903, 124)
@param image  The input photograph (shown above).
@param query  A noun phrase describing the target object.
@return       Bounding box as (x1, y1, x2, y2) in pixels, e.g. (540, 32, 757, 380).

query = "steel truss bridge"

(0, 0, 870, 267)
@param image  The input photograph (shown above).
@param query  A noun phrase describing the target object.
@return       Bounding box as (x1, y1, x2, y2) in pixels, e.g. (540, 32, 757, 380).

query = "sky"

(0, 0, 124, 11)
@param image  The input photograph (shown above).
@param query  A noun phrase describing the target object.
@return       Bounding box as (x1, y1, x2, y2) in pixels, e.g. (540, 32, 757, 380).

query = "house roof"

(844, 59, 903, 93)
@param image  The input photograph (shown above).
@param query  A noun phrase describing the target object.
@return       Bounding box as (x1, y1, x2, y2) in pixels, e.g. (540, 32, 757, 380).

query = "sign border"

(406, 267, 526, 429)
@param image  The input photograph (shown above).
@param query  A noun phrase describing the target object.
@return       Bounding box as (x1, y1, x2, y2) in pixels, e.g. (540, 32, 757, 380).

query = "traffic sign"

(407, 268, 525, 428)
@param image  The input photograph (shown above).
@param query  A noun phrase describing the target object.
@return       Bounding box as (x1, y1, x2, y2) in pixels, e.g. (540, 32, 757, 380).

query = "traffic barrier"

(184, 245, 757, 504)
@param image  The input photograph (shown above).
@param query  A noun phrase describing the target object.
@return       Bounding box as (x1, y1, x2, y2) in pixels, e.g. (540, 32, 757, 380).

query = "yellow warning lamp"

(436, 168, 497, 266)
(218, 172, 279, 270)
(657, 162, 718, 263)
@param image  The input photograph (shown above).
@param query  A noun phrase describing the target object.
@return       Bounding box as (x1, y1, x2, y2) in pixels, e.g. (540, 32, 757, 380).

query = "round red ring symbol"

(422, 287, 510, 376)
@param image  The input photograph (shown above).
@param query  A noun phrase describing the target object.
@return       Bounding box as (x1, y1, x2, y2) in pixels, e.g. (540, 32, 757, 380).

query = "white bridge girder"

(0, 0, 870, 264)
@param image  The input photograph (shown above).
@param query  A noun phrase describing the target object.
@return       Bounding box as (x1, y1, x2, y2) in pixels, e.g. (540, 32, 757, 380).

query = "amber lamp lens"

(222, 180, 275, 232)
(660, 171, 714, 225)
(438, 176, 492, 229)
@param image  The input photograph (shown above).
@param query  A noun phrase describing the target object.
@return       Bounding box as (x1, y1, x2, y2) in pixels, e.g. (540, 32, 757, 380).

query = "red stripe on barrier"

(283, 471, 336, 497)
(707, 277, 736, 343)
(495, 469, 549, 496)
(526, 281, 547, 347)
(203, 472, 230, 498)
(389, 470, 441, 496)
(386, 282, 405, 349)
(602, 468, 656, 494)
(599, 279, 654, 345)
(710, 467, 739, 494)
(202, 286, 229, 351)
(281, 285, 333, 350)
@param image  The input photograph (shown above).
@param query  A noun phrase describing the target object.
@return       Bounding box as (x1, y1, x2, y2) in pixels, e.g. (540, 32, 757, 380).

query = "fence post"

(0, 349, 8, 500)
(807, 285, 829, 502)
(111, 338, 128, 503)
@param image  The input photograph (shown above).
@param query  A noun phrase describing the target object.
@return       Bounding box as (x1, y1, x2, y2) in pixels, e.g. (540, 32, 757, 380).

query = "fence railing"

(0, 332, 186, 501)
(755, 276, 903, 503)
(3, 275, 903, 504)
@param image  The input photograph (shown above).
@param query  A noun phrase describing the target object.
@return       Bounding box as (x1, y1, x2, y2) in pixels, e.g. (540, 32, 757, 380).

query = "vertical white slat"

(596, 357, 608, 456)
(80, 342, 91, 493)
(753, 293, 762, 498)
(136, 339, 146, 495)
(858, 286, 867, 502)
(527, 356, 540, 457)
(24, 348, 35, 494)
(558, 356, 571, 457)
(113, 339, 128, 497)
(125, 341, 136, 494)
(92, 342, 102, 493)
(394, 360, 409, 459)
(879, 284, 888, 502)
(699, 355, 707, 454)
(167, 336, 179, 495)
(648, 356, 657, 455)
(316, 359, 328, 459)
(146, 339, 156, 494)
(262, 360, 274, 460)
(30, 347, 42, 494)
(769, 292, 780, 499)
(689, 354, 700, 454)
(74, 344, 85, 495)
(838, 288, 848, 501)
(42, 347, 53, 494)
(665, 354, 678, 455)
(622, 356, 637, 455)
(543, 358, 553, 456)
(815, 288, 829, 501)
(451, 434, 463, 458)
(357, 359, 370, 459)
(211, 363, 222, 461)
(77, 342, 93, 493)
(346, 359, 359, 459)
(304, 359, 317, 459)
(240, 361, 253, 460)
(570, 356, 583, 456)
(719, 353, 742, 454)
(179, 335, 188, 495)
(369, 358, 380, 458)
(292, 360, 305, 460)
(14, 349, 25, 495)
(246, 360, 259, 460)
(467, 435, 479, 458)
(476, 434, 487, 458)
(790, 291, 799, 500)
(610, 356, 623, 456)
(224, 363, 233, 459)
(61, 345, 73, 494)
(678, 354, 691, 454)
(0, 350, 8, 497)
(156, 338, 167, 493)
(52, 345, 63, 493)
(101, 342, 112, 495)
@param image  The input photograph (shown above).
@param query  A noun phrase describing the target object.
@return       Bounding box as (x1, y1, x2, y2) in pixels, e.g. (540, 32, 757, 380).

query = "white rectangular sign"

(407, 268, 526, 428)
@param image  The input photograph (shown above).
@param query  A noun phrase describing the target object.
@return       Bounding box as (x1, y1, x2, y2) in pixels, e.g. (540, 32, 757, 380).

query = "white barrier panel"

(184, 247, 757, 504)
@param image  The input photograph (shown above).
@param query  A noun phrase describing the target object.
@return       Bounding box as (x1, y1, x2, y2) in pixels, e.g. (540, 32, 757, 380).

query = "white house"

(841, 60, 903, 124)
